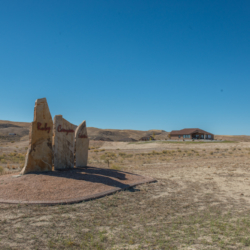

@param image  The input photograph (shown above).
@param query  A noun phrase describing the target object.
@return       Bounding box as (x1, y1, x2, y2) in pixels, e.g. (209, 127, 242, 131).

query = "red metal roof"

(170, 128, 213, 135)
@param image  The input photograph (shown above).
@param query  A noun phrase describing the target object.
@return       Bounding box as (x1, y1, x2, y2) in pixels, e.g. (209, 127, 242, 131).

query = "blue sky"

(0, 1, 249, 135)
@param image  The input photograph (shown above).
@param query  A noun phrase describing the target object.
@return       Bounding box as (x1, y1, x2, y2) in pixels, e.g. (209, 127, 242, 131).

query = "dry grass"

(1, 140, 250, 249)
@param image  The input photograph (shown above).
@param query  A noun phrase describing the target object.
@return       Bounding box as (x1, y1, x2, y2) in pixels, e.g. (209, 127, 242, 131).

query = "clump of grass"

(1, 159, 7, 164)
(152, 150, 161, 155)
(0, 166, 4, 174)
(94, 150, 99, 153)
(110, 164, 121, 170)
(118, 153, 133, 158)
(101, 152, 117, 161)
(210, 152, 214, 155)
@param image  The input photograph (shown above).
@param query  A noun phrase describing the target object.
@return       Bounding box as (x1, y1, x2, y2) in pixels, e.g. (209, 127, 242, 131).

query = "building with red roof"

(170, 128, 214, 140)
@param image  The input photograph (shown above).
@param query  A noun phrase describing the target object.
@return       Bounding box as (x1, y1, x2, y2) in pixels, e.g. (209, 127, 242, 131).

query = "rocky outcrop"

(75, 120, 89, 167)
(21, 98, 53, 174)
(53, 115, 75, 170)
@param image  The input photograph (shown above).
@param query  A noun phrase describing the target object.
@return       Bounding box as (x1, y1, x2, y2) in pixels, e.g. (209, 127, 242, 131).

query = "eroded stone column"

(75, 120, 89, 167)
(53, 115, 75, 170)
(21, 98, 53, 174)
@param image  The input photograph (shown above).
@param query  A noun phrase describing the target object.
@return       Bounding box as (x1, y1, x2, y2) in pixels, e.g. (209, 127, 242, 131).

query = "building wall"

(170, 133, 214, 140)
(170, 135, 184, 140)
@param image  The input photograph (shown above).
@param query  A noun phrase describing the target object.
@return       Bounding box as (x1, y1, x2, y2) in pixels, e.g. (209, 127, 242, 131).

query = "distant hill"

(87, 127, 169, 141)
(0, 120, 30, 140)
(1, 120, 250, 142)
(214, 135, 250, 142)
(0, 120, 169, 141)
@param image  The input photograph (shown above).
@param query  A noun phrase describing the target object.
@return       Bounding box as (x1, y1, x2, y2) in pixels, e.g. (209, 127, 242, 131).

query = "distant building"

(170, 128, 214, 140)
(8, 133, 16, 136)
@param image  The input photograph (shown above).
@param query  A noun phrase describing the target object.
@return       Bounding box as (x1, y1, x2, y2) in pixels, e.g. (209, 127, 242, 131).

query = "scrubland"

(1, 139, 250, 249)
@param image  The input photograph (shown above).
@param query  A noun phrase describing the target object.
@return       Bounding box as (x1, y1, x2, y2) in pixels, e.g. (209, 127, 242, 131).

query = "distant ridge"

(0, 120, 169, 141)
(1, 120, 250, 142)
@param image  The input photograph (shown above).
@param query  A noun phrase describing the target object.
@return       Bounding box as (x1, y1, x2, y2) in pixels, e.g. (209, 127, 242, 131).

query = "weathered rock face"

(75, 120, 89, 167)
(21, 98, 53, 174)
(53, 115, 75, 169)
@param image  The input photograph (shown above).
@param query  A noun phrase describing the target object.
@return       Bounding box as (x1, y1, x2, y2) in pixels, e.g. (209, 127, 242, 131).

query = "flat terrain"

(1, 138, 250, 249)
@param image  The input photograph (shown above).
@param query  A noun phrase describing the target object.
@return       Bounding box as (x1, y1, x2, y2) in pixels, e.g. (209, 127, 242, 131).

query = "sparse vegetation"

(0, 138, 250, 249)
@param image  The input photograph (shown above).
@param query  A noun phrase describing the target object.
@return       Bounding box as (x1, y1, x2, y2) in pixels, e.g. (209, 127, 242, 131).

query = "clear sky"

(0, 1, 249, 135)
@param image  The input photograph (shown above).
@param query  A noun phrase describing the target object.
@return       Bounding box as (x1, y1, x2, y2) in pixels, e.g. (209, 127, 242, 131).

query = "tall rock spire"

(21, 98, 53, 174)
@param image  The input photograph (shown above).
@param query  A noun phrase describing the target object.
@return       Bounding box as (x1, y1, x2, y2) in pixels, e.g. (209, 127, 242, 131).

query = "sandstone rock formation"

(75, 120, 89, 167)
(21, 98, 53, 174)
(53, 115, 75, 169)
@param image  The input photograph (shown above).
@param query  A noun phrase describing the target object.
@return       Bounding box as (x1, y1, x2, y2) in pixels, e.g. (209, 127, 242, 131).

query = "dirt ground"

(1, 139, 250, 249)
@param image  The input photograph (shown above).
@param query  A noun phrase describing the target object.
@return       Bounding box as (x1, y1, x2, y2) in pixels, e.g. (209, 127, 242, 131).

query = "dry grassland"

(1, 139, 250, 249)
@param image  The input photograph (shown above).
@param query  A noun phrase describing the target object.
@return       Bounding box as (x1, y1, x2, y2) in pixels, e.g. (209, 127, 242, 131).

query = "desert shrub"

(100, 149, 105, 152)
(101, 152, 117, 160)
(118, 152, 126, 157)
(111, 164, 121, 170)
(94, 150, 99, 153)
(216, 148, 220, 150)
(125, 154, 133, 158)
(1, 159, 7, 164)
(210, 152, 214, 155)
(152, 150, 161, 155)
(11, 141, 15, 143)
(118, 153, 133, 158)
(0, 166, 4, 174)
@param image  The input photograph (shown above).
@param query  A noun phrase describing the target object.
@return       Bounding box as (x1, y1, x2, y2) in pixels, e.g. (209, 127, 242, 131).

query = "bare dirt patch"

(0, 167, 154, 204)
